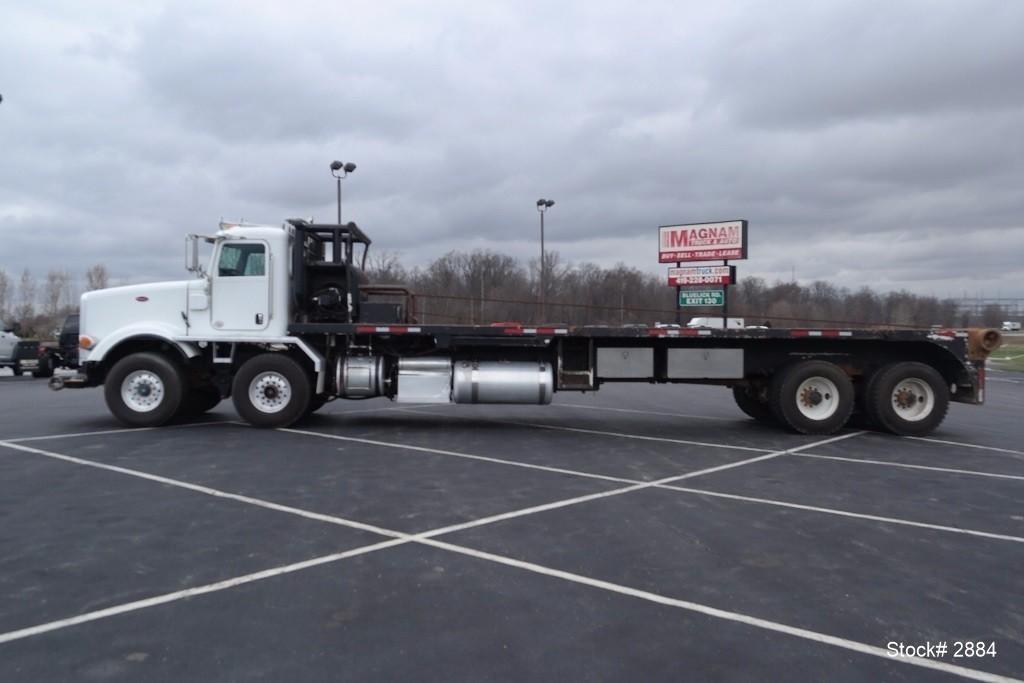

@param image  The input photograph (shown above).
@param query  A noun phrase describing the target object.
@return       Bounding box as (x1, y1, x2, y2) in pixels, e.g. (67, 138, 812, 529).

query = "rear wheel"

(731, 385, 775, 423)
(104, 352, 185, 427)
(232, 354, 311, 427)
(865, 362, 948, 436)
(770, 360, 854, 435)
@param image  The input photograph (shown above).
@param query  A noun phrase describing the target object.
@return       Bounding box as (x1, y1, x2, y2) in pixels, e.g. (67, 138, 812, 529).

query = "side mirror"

(186, 234, 199, 272)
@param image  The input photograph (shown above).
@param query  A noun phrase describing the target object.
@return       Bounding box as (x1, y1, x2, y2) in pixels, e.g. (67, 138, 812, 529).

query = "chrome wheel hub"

(250, 371, 292, 414)
(121, 370, 165, 413)
(795, 376, 839, 420)
(891, 378, 934, 422)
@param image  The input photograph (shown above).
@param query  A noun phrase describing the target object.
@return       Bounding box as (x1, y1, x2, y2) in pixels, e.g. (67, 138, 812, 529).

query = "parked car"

(35, 314, 80, 377)
(0, 320, 42, 376)
(1002, 321, 1022, 332)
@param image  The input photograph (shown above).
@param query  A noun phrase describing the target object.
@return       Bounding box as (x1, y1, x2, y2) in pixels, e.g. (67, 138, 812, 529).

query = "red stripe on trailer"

(356, 326, 377, 334)
(503, 327, 524, 335)
(790, 330, 810, 337)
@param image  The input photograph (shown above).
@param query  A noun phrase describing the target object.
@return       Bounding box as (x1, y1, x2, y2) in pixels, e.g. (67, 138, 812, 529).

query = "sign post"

(722, 260, 728, 328)
(675, 261, 681, 325)
(660, 220, 747, 329)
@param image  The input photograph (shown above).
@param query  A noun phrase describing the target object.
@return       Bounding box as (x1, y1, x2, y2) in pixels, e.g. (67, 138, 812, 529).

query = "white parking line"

(323, 403, 452, 417)
(4, 419, 233, 443)
(661, 485, 1024, 544)
(907, 437, 1024, 458)
(987, 376, 1024, 385)
(262, 428, 856, 540)
(412, 441, 830, 540)
(285, 425, 1022, 542)
(0, 538, 407, 646)
(0, 440, 401, 540)
(553, 402, 733, 421)
(278, 426, 635, 485)
(0, 432, 1013, 682)
(0, 432, 853, 642)
(397, 407, 770, 453)
(419, 538, 1020, 683)
(794, 452, 1024, 481)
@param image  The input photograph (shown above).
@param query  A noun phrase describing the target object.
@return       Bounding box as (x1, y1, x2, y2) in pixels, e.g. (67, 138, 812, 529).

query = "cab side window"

(217, 243, 266, 277)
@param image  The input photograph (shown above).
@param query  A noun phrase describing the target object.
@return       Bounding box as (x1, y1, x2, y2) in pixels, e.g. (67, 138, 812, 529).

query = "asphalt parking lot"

(0, 371, 1022, 681)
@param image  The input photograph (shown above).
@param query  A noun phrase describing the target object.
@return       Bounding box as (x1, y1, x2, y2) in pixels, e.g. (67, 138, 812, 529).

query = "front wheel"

(104, 352, 186, 427)
(770, 360, 854, 435)
(232, 354, 311, 427)
(865, 362, 949, 437)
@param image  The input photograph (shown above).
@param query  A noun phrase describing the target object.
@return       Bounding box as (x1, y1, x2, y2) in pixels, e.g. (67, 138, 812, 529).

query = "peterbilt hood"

(80, 280, 194, 357)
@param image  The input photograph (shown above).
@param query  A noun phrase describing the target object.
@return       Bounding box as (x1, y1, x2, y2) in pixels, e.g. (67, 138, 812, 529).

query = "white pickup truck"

(0, 321, 40, 376)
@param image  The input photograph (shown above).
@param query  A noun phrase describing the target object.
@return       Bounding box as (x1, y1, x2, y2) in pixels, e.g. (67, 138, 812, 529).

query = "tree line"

(363, 249, 1009, 329)
(1, 250, 1011, 338)
(0, 265, 109, 338)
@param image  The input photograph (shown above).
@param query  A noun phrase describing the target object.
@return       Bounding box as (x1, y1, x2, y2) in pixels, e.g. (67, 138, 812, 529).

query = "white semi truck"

(53, 219, 1002, 437)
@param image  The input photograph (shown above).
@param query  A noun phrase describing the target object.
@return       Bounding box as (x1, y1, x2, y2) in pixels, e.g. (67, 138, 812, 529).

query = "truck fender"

(86, 324, 200, 365)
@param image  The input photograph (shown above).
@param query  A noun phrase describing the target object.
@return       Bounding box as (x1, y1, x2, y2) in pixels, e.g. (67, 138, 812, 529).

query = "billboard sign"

(679, 289, 725, 307)
(659, 220, 747, 263)
(668, 265, 735, 286)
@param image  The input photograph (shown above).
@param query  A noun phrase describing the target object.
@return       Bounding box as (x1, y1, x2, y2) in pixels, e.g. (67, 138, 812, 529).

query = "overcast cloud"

(2, 0, 1023, 298)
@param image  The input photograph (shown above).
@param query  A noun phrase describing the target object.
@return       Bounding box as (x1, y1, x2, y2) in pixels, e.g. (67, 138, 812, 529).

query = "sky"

(1, 0, 1023, 299)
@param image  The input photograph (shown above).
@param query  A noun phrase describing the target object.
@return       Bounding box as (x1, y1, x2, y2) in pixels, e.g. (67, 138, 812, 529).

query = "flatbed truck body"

(55, 219, 1002, 437)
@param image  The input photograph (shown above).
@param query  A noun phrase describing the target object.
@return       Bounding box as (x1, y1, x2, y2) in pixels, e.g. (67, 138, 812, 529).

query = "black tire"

(731, 385, 775, 423)
(865, 362, 949, 437)
(770, 360, 854, 435)
(306, 396, 327, 414)
(179, 385, 222, 417)
(232, 354, 311, 427)
(104, 352, 186, 427)
(33, 355, 54, 378)
(12, 363, 23, 377)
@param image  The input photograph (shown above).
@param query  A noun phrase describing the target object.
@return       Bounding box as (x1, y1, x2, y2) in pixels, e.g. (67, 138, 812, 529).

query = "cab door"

(210, 241, 271, 332)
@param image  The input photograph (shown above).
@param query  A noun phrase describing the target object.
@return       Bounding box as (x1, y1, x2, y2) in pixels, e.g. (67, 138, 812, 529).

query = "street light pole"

(329, 160, 357, 224)
(536, 198, 555, 322)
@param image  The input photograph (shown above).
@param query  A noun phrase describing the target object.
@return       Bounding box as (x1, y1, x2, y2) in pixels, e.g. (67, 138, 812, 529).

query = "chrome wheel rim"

(891, 378, 935, 422)
(121, 370, 165, 413)
(249, 371, 292, 414)
(795, 376, 839, 421)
